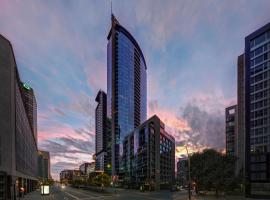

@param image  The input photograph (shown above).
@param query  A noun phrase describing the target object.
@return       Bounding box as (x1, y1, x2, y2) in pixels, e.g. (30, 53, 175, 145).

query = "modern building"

(79, 162, 95, 176)
(20, 82, 37, 143)
(122, 115, 175, 191)
(60, 170, 80, 183)
(236, 54, 245, 177)
(38, 150, 51, 181)
(225, 105, 238, 156)
(176, 157, 188, 187)
(107, 14, 147, 176)
(0, 34, 38, 199)
(244, 23, 270, 197)
(105, 118, 112, 175)
(95, 90, 111, 173)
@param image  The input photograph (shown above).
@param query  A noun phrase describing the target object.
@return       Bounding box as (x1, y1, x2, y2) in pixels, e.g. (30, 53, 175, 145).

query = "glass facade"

(122, 115, 175, 190)
(15, 82, 37, 177)
(249, 30, 270, 153)
(225, 105, 237, 156)
(245, 23, 270, 197)
(107, 15, 147, 175)
(20, 82, 37, 143)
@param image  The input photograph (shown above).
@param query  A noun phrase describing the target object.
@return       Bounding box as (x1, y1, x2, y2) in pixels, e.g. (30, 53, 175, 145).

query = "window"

(255, 46, 263, 55)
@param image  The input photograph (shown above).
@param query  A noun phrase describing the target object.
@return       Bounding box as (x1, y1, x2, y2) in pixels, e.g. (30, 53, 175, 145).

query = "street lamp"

(184, 146, 191, 200)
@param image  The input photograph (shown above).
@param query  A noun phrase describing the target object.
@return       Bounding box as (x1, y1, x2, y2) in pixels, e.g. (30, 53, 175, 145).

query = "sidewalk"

(192, 195, 270, 200)
(23, 189, 53, 200)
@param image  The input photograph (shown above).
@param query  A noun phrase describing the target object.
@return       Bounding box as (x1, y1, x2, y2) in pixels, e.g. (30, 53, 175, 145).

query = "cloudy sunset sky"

(1, 0, 270, 179)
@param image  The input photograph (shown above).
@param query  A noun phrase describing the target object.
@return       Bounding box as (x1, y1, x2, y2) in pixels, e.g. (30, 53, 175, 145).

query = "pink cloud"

(148, 108, 191, 133)
(84, 60, 106, 92)
(38, 124, 88, 142)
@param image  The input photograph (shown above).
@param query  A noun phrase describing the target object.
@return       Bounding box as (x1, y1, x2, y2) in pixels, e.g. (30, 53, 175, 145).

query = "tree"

(93, 173, 111, 187)
(190, 149, 238, 195)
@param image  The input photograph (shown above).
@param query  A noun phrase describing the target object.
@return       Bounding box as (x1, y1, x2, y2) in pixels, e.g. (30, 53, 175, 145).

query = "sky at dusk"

(1, 0, 270, 179)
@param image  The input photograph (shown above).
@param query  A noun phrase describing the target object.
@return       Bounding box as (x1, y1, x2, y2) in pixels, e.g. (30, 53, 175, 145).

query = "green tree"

(190, 149, 238, 195)
(93, 173, 111, 187)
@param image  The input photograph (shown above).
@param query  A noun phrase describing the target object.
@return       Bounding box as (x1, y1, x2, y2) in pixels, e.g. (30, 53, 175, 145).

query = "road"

(24, 184, 191, 200)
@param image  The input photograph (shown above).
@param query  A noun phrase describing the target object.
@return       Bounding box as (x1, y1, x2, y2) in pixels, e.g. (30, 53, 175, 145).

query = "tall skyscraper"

(38, 150, 51, 180)
(20, 82, 38, 143)
(225, 105, 238, 156)
(244, 23, 270, 197)
(107, 15, 147, 175)
(0, 34, 38, 199)
(236, 54, 245, 177)
(95, 90, 108, 172)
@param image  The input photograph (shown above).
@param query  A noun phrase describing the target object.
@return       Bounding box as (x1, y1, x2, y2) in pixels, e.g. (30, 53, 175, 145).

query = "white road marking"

(68, 188, 100, 197)
(80, 196, 108, 199)
(64, 191, 80, 200)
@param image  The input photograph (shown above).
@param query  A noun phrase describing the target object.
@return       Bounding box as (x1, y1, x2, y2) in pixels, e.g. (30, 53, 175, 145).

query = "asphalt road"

(24, 185, 192, 200)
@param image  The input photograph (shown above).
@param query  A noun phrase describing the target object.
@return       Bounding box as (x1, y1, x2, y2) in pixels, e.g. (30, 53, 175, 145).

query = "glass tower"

(107, 15, 147, 175)
(245, 23, 270, 197)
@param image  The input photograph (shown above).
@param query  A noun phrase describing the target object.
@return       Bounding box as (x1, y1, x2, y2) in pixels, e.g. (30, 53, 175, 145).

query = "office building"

(105, 118, 112, 174)
(0, 34, 38, 199)
(79, 162, 95, 175)
(236, 54, 245, 177)
(95, 90, 112, 174)
(38, 150, 51, 180)
(60, 170, 80, 183)
(226, 105, 238, 156)
(107, 14, 147, 176)
(177, 158, 188, 187)
(122, 115, 175, 191)
(244, 23, 270, 197)
(20, 82, 37, 142)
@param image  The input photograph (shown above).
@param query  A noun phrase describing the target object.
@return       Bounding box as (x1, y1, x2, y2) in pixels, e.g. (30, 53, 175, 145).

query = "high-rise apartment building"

(236, 54, 245, 177)
(107, 15, 147, 175)
(0, 34, 38, 199)
(38, 150, 51, 180)
(95, 90, 112, 174)
(226, 105, 238, 156)
(176, 158, 188, 187)
(244, 23, 270, 198)
(122, 115, 175, 191)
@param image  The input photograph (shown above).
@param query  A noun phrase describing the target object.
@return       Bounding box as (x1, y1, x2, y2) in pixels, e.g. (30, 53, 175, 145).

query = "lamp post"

(184, 146, 191, 200)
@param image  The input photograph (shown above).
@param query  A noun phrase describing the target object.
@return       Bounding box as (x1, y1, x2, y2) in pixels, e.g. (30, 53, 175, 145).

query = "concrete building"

(60, 170, 80, 183)
(176, 158, 188, 187)
(38, 150, 51, 181)
(225, 105, 238, 156)
(95, 90, 112, 174)
(244, 23, 270, 198)
(0, 34, 38, 199)
(79, 162, 95, 176)
(107, 14, 147, 176)
(122, 115, 175, 190)
(236, 54, 245, 177)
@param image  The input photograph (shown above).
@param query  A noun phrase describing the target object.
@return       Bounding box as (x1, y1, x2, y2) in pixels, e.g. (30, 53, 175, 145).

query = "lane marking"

(64, 191, 80, 200)
(68, 187, 100, 197)
(80, 196, 108, 199)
